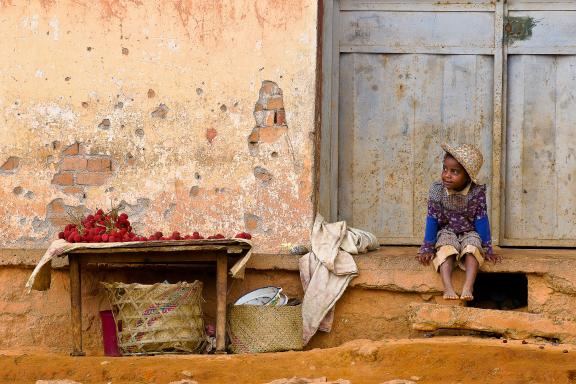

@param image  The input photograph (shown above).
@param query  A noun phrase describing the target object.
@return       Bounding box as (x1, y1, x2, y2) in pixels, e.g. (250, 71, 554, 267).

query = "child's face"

(442, 154, 470, 190)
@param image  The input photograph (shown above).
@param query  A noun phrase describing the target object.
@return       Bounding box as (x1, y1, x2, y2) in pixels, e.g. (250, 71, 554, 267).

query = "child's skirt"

(433, 229, 484, 272)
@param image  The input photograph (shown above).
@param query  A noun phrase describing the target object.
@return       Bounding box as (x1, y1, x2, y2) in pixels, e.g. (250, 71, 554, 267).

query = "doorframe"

(318, 0, 340, 223)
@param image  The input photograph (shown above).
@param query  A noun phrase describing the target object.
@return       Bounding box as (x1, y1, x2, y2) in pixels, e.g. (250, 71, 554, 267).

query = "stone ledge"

(4, 246, 576, 293)
(409, 302, 576, 343)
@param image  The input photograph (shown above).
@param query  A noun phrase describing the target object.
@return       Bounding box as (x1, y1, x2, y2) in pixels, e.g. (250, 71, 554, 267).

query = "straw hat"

(441, 143, 483, 184)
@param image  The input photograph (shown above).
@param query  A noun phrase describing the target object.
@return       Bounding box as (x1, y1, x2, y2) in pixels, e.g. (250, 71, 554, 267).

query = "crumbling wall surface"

(0, 0, 317, 252)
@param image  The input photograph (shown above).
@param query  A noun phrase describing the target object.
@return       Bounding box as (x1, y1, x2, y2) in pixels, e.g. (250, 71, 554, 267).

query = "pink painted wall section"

(0, 0, 317, 252)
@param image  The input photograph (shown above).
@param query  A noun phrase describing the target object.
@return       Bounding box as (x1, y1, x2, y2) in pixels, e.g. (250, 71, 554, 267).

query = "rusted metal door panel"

(501, 2, 576, 246)
(504, 56, 576, 244)
(507, 11, 576, 54)
(338, 11, 494, 54)
(338, 53, 494, 243)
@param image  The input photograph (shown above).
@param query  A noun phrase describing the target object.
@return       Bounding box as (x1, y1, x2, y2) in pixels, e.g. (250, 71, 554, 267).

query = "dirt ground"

(1, 337, 576, 384)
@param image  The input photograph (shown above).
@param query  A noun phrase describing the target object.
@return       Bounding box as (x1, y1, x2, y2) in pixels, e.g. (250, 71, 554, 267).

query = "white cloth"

(26, 238, 253, 293)
(299, 214, 378, 344)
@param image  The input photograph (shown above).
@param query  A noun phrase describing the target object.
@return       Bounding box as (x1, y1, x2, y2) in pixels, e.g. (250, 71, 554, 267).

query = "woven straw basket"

(102, 281, 206, 355)
(228, 304, 303, 354)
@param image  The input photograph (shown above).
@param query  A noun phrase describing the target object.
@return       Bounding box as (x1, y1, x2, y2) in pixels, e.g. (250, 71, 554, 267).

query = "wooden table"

(65, 240, 251, 356)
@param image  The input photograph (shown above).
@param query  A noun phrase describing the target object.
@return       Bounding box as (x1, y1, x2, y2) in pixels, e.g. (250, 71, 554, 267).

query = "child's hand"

(417, 252, 434, 265)
(485, 253, 502, 264)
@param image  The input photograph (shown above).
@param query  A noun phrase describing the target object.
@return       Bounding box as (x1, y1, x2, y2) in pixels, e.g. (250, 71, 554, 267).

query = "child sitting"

(417, 143, 501, 300)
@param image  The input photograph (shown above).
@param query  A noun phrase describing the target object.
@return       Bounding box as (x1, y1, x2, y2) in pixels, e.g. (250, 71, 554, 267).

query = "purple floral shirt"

(419, 181, 493, 255)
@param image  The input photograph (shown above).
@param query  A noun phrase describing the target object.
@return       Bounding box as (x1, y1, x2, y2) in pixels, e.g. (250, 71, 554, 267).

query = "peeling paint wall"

(0, 0, 317, 252)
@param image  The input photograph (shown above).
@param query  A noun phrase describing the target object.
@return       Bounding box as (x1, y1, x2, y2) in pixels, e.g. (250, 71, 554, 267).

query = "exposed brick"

(62, 143, 80, 156)
(206, 128, 217, 143)
(276, 109, 286, 125)
(248, 128, 260, 144)
(254, 166, 272, 183)
(264, 111, 275, 127)
(254, 103, 264, 112)
(258, 126, 288, 143)
(86, 158, 112, 172)
(63, 186, 84, 195)
(266, 96, 284, 110)
(1, 156, 20, 172)
(76, 173, 110, 186)
(46, 198, 65, 216)
(61, 157, 87, 171)
(51, 172, 74, 186)
(260, 80, 281, 97)
(254, 110, 276, 127)
(261, 81, 275, 96)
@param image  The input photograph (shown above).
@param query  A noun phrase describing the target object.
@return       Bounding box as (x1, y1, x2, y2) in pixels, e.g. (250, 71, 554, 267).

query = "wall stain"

(99, 0, 143, 22)
(254, 0, 305, 29)
(173, 0, 225, 41)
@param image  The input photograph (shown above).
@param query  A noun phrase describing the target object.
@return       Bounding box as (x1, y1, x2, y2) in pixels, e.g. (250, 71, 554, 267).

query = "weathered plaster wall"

(0, 0, 317, 252)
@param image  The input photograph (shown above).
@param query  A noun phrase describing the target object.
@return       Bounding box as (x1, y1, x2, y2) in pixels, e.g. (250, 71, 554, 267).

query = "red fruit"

(154, 231, 163, 238)
(161, 236, 169, 240)
(73, 234, 82, 242)
(96, 209, 104, 216)
(119, 213, 128, 220)
(93, 235, 102, 243)
(215, 234, 225, 239)
(184, 235, 192, 239)
(172, 231, 181, 240)
(58, 232, 65, 239)
(101, 234, 109, 242)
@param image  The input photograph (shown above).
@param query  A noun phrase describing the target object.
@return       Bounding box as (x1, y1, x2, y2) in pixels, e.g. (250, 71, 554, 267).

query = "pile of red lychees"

(58, 208, 251, 243)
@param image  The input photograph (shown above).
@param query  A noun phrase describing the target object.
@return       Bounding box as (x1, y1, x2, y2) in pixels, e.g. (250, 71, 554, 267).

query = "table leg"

(69, 254, 85, 356)
(215, 253, 228, 354)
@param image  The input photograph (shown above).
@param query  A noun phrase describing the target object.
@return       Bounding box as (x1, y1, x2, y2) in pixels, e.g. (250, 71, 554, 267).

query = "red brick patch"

(51, 172, 74, 186)
(61, 157, 87, 171)
(87, 158, 112, 172)
(76, 173, 110, 186)
(1, 156, 20, 172)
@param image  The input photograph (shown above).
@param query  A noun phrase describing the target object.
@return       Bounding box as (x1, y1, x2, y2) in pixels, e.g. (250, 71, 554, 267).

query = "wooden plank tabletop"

(66, 239, 252, 254)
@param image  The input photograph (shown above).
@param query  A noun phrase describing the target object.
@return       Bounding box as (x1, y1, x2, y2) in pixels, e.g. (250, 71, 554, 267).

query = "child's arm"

(420, 215, 438, 255)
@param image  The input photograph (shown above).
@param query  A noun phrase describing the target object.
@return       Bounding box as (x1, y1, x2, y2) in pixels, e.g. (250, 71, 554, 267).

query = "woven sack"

(228, 304, 303, 354)
(102, 281, 206, 355)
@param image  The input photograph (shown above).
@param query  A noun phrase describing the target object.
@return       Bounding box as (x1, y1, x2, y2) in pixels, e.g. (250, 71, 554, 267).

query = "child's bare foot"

(460, 288, 474, 301)
(443, 289, 459, 300)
